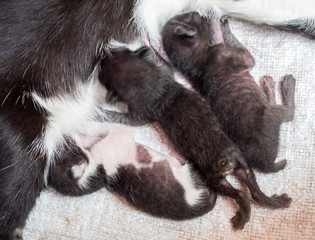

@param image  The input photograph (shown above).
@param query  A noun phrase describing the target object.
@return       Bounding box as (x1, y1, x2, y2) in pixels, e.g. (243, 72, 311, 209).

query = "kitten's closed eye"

(173, 24, 198, 39)
(106, 89, 120, 103)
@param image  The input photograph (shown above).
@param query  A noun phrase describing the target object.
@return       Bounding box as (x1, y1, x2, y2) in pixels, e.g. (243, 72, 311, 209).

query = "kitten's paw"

(260, 75, 276, 104)
(231, 210, 250, 230)
(280, 74, 296, 104)
(270, 193, 292, 208)
(13, 228, 23, 240)
(270, 159, 287, 172)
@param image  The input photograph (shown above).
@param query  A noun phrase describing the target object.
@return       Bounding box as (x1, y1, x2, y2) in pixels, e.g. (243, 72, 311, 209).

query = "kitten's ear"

(220, 19, 244, 49)
(173, 23, 197, 39)
(134, 46, 151, 59)
(134, 46, 155, 62)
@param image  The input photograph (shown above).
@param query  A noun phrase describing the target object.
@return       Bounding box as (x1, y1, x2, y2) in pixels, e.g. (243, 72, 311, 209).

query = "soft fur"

(0, 0, 312, 238)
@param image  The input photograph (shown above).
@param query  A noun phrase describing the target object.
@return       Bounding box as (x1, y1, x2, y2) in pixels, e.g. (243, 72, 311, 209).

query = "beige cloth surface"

(23, 19, 315, 240)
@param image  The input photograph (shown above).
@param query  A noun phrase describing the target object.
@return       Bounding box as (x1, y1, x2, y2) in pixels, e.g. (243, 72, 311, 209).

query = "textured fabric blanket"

(23, 19, 315, 240)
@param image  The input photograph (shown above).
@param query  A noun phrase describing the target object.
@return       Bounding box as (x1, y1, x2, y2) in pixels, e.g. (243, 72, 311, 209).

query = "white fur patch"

(106, 39, 144, 53)
(71, 161, 88, 179)
(215, 0, 315, 25)
(146, 147, 207, 206)
(133, 0, 219, 45)
(64, 124, 136, 188)
(172, 164, 207, 207)
(90, 127, 137, 177)
(31, 67, 107, 183)
(133, 0, 315, 45)
(86, 124, 206, 207)
(32, 86, 95, 158)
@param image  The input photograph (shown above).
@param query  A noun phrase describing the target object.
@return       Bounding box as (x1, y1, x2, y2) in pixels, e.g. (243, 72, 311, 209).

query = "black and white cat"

(0, 0, 313, 238)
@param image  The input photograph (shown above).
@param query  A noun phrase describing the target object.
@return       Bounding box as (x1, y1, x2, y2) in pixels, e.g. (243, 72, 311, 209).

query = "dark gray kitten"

(99, 45, 291, 229)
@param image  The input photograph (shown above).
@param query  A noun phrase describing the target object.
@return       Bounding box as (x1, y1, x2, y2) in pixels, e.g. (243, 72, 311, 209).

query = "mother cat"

(0, 0, 314, 239)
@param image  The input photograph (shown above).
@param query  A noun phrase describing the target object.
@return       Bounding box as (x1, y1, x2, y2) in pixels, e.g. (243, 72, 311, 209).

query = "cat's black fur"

(0, 1, 136, 238)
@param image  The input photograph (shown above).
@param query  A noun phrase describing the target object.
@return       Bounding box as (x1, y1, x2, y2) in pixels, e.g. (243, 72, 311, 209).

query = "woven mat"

(23, 19, 315, 240)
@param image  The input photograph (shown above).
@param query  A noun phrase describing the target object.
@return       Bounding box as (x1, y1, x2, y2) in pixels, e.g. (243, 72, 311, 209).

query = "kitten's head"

(99, 47, 174, 121)
(162, 12, 214, 78)
(162, 13, 254, 78)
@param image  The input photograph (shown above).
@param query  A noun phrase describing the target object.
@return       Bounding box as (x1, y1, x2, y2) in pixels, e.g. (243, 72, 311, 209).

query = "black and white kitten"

(48, 123, 216, 221)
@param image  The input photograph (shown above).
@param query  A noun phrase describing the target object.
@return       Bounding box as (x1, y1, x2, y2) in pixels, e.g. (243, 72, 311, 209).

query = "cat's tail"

(216, 0, 315, 39)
